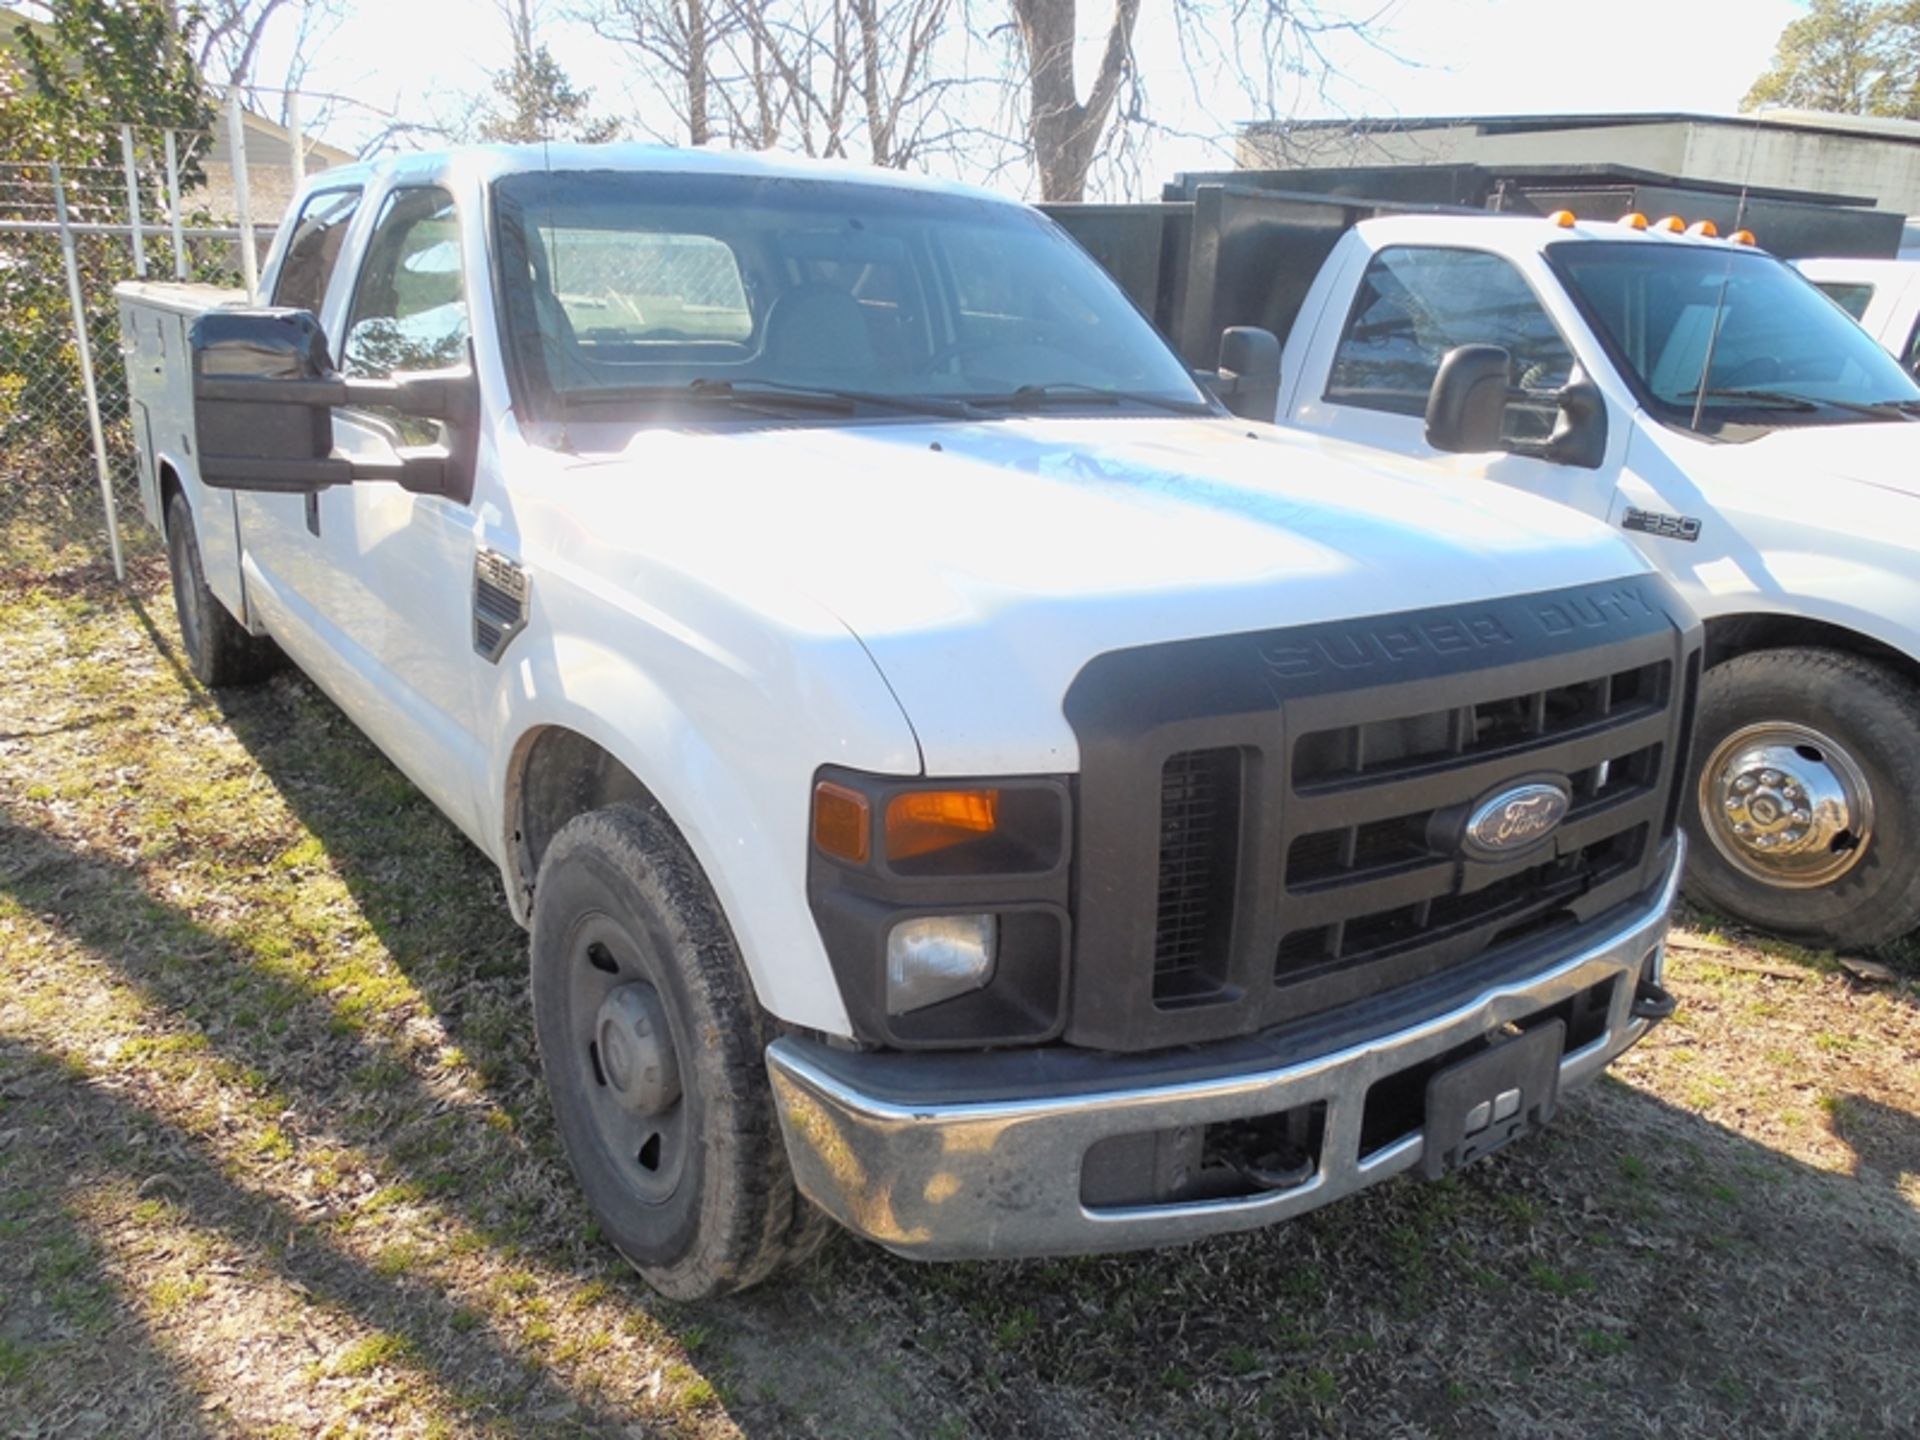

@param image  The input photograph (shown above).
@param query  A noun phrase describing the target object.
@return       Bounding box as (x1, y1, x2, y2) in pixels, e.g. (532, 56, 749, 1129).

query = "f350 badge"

(1622, 508, 1702, 543)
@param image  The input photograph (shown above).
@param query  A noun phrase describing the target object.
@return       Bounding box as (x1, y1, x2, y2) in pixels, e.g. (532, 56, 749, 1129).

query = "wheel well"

(1704, 613, 1920, 689)
(507, 726, 659, 911)
(159, 461, 184, 528)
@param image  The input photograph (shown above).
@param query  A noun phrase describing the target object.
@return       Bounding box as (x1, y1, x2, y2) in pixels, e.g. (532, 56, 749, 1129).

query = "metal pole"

(164, 128, 187, 280)
(227, 88, 258, 301)
(51, 162, 126, 583)
(287, 91, 306, 189)
(119, 125, 147, 277)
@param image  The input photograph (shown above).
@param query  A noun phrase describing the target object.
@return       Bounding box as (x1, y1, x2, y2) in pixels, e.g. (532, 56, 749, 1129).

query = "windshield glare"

(1547, 241, 1920, 427)
(491, 170, 1208, 418)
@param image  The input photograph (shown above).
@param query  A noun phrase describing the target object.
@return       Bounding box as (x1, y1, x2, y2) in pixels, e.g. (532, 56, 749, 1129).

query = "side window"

(271, 188, 361, 314)
(1813, 281, 1875, 321)
(1327, 247, 1574, 442)
(341, 186, 469, 381)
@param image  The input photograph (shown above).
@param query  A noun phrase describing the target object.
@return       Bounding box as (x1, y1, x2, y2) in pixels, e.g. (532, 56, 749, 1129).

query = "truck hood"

(1725, 420, 1920, 501)
(570, 415, 1652, 774)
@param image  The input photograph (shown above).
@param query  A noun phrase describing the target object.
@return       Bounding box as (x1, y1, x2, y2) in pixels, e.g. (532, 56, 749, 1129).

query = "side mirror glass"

(1210, 326, 1282, 421)
(190, 307, 478, 500)
(1424, 344, 1511, 454)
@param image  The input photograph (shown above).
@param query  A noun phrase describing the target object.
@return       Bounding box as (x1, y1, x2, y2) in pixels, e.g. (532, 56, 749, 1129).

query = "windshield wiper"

(969, 382, 1215, 416)
(1692, 387, 1920, 420)
(557, 379, 978, 419)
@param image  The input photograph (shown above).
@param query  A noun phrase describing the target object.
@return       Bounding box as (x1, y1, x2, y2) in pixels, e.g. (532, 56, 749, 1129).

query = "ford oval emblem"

(1461, 780, 1571, 861)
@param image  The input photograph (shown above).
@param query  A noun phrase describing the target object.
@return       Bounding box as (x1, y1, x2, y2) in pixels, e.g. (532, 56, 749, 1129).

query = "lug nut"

(1760, 770, 1780, 786)
(1794, 809, 1811, 824)
(1735, 776, 1755, 793)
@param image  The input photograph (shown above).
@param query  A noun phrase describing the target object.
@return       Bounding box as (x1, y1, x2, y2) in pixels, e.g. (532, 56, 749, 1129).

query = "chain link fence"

(0, 125, 272, 582)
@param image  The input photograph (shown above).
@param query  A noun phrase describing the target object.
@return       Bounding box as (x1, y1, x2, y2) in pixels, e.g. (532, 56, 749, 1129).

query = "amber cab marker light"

(885, 788, 1000, 862)
(1686, 219, 1719, 238)
(1654, 215, 1686, 233)
(813, 781, 871, 864)
(1548, 209, 1577, 228)
(1730, 229, 1757, 246)
(1618, 212, 1649, 230)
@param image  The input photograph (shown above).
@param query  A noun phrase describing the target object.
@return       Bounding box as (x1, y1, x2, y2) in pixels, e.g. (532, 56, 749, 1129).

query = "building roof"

(1246, 110, 1920, 148)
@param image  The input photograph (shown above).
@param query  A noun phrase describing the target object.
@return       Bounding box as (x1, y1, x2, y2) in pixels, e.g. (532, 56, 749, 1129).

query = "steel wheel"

(565, 915, 690, 1208)
(1697, 721, 1873, 889)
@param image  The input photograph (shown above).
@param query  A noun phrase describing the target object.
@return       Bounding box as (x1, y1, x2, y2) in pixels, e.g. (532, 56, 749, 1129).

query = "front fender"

(483, 601, 921, 1039)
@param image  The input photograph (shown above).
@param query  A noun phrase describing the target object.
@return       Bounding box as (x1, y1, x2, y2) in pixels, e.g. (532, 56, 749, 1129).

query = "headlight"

(886, 914, 998, 1014)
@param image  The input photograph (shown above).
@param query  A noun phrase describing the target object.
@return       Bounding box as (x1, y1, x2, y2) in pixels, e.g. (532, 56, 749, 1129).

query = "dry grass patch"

(1, 570, 1915, 1439)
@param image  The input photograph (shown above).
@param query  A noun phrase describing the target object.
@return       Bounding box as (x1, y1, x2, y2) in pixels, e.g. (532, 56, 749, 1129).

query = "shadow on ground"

(2, 580, 1916, 1439)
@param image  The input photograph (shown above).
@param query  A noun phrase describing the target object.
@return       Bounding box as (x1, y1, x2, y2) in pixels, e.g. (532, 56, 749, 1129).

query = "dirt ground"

(1, 568, 1915, 1439)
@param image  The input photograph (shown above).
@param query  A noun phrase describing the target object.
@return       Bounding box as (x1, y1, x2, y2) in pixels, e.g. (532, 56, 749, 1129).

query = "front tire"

(529, 803, 829, 1300)
(1683, 647, 1920, 950)
(164, 491, 280, 687)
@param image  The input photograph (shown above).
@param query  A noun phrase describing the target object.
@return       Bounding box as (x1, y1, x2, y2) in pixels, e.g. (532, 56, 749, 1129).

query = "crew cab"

(1051, 191, 1920, 951)
(118, 146, 1694, 1298)
(1795, 256, 1920, 377)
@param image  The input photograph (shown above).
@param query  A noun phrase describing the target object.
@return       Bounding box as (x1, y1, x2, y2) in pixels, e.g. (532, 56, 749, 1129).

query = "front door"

(268, 182, 490, 842)
(1288, 243, 1623, 523)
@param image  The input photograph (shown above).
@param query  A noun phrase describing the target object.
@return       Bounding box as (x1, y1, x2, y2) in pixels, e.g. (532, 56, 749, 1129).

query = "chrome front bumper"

(767, 842, 1682, 1261)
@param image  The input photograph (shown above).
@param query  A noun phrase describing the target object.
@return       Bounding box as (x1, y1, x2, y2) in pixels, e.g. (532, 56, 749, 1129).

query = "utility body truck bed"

(119, 144, 1693, 1298)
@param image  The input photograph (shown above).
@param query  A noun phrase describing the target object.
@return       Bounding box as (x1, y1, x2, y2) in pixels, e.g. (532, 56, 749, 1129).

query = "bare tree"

(998, 0, 1390, 202)
(577, 0, 964, 165)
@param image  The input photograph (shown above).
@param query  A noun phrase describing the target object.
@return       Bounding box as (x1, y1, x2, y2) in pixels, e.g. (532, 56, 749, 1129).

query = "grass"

(0, 567, 1916, 1438)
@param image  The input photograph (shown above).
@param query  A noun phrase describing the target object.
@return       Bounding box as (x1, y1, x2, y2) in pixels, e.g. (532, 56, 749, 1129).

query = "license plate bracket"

(1421, 1020, 1565, 1181)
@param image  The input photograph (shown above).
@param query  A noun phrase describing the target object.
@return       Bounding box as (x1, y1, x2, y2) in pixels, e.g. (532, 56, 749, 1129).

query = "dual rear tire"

(1684, 647, 1920, 951)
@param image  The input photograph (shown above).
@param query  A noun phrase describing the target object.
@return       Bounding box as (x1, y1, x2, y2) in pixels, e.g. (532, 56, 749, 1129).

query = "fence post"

(288, 91, 306, 189)
(226, 88, 258, 301)
(120, 124, 146, 277)
(164, 129, 187, 280)
(50, 162, 126, 584)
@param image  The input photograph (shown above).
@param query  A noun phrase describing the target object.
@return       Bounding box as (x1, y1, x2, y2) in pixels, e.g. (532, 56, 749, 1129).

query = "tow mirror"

(189, 307, 477, 501)
(1209, 326, 1282, 421)
(1424, 344, 1511, 454)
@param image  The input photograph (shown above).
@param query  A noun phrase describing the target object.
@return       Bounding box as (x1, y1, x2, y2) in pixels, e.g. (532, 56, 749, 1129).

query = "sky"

(252, 0, 1808, 198)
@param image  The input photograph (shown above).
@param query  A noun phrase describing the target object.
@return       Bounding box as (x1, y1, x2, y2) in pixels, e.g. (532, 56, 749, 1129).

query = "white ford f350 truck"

(1050, 189, 1920, 951)
(119, 146, 1696, 1299)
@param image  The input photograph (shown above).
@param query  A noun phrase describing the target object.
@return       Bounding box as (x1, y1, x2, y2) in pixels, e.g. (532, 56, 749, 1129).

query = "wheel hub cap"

(1701, 723, 1873, 888)
(594, 983, 681, 1116)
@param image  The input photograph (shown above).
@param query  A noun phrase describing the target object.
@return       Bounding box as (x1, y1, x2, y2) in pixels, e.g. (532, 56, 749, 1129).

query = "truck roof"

(307, 141, 1024, 209)
(1353, 210, 1765, 257)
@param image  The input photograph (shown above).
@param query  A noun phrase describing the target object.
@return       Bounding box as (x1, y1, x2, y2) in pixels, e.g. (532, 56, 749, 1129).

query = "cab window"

(1326, 247, 1574, 442)
(271, 187, 361, 314)
(341, 186, 469, 380)
(1813, 281, 1875, 321)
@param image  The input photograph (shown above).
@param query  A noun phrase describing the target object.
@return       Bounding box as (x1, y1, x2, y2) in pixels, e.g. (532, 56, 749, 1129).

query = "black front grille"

(1153, 749, 1243, 1003)
(1067, 577, 1700, 1052)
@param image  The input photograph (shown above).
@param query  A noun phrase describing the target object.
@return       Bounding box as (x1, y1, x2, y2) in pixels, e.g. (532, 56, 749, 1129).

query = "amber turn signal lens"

(885, 789, 1000, 861)
(813, 782, 871, 864)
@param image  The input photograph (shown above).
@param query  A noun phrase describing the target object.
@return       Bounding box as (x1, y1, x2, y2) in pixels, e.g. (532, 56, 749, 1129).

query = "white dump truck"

(119, 145, 1695, 1298)
(1051, 186, 1920, 951)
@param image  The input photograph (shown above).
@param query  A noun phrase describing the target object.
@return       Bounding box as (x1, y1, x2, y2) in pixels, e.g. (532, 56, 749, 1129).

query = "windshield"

(1547, 241, 1920, 431)
(491, 169, 1209, 420)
